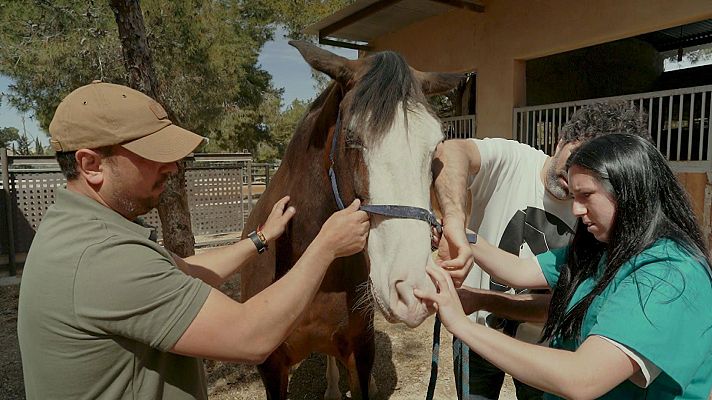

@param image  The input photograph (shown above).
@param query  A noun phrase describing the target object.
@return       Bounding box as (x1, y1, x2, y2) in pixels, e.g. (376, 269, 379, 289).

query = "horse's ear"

(289, 40, 356, 84)
(413, 71, 467, 95)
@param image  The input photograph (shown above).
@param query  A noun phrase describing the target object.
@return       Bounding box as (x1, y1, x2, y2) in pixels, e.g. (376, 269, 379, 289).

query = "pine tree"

(15, 134, 31, 155)
(0, 127, 20, 148)
(34, 137, 45, 155)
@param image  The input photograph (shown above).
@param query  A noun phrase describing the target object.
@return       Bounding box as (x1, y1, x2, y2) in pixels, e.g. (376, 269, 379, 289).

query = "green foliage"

(15, 134, 31, 155)
(0, 126, 20, 148)
(254, 97, 308, 162)
(269, 0, 353, 40)
(0, 0, 350, 157)
(666, 47, 712, 65)
(429, 95, 454, 118)
(0, 1, 125, 128)
(0, 0, 273, 137)
(34, 137, 44, 155)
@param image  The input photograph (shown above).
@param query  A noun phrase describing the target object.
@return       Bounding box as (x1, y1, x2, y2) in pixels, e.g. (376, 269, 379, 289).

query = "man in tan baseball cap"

(17, 80, 370, 400)
(49, 80, 205, 163)
(45, 81, 209, 219)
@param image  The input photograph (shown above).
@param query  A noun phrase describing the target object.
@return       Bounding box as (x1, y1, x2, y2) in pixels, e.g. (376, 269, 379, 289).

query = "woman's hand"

(414, 265, 470, 335)
(260, 196, 296, 242)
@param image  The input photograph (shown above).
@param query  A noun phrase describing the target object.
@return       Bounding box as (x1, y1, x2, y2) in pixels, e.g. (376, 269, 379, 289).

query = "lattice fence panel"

(11, 172, 67, 251)
(2, 156, 263, 261)
(186, 168, 246, 236)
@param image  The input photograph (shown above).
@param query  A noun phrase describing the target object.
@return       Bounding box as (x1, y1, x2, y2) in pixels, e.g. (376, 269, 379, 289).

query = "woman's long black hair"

(541, 133, 712, 343)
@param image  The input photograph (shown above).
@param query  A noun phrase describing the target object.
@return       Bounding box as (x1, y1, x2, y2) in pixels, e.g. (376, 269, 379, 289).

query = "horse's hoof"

(368, 375, 378, 398)
(324, 388, 342, 400)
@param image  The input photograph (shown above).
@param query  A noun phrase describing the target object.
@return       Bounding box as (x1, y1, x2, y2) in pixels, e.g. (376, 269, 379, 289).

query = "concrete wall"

(370, 0, 712, 138)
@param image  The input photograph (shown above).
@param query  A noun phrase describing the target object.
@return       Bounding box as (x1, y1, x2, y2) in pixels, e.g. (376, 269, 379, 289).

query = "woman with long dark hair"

(416, 133, 712, 399)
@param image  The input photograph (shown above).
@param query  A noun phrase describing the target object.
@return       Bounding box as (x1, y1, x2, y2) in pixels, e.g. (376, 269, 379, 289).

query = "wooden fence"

(0, 150, 278, 275)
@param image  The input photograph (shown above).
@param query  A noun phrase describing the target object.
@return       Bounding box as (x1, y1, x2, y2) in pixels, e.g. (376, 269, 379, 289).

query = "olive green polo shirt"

(18, 189, 211, 400)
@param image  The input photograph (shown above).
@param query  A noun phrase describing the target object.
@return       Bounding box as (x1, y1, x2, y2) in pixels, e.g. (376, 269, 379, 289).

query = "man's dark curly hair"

(559, 101, 651, 144)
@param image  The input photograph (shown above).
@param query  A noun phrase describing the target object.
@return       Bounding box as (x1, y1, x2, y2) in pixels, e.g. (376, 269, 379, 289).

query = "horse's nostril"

(394, 280, 416, 307)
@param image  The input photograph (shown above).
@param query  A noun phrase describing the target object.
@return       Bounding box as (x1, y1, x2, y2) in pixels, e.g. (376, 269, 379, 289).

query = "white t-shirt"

(465, 138, 576, 343)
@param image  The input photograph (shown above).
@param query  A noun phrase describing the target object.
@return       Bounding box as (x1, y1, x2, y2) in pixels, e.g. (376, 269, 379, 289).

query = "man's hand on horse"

(261, 195, 297, 242)
(435, 220, 475, 288)
(318, 199, 370, 258)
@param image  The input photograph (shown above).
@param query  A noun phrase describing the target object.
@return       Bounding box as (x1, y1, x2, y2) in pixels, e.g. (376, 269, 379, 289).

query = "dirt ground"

(1, 278, 514, 400)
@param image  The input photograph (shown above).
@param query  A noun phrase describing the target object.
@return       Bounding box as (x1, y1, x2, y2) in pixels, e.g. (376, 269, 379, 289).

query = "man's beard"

(113, 191, 158, 218)
(544, 159, 569, 200)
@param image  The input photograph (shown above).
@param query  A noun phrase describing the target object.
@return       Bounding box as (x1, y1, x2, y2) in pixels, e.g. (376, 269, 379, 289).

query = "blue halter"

(327, 111, 443, 232)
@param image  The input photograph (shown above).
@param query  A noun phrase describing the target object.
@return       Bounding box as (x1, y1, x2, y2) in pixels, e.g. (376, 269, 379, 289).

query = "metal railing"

(442, 114, 476, 139)
(513, 84, 712, 172)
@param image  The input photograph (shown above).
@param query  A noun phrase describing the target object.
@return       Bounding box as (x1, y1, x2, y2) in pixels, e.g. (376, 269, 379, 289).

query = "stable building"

(309, 0, 712, 245)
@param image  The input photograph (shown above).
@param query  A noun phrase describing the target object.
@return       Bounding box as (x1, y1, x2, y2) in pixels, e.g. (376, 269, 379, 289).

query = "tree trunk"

(109, 0, 195, 257)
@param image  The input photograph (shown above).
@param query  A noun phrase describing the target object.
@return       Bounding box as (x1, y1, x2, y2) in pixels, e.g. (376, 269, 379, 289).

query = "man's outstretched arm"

(457, 287, 550, 323)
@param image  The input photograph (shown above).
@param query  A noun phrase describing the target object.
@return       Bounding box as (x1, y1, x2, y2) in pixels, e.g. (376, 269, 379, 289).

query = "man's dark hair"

(559, 101, 651, 143)
(56, 146, 114, 180)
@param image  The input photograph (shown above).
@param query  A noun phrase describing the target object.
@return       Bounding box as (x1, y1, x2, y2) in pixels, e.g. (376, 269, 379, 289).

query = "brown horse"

(240, 40, 462, 400)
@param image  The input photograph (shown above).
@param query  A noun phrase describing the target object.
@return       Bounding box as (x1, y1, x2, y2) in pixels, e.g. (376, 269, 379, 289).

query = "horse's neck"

(276, 84, 343, 238)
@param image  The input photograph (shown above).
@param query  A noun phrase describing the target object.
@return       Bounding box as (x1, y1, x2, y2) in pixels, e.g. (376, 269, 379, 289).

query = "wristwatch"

(248, 228, 268, 254)
(466, 232, 478, 244)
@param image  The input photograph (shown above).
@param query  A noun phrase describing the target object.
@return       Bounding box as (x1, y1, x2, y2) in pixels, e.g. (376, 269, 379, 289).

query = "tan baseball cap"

(49, 81, 206, 163)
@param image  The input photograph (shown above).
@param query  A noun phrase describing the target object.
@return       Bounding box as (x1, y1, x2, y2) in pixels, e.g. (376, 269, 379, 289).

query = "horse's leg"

(324, 355, 341, 400)
(257, 346, 290, 400)
(355, 333, 377, 400)
(341, 332, 375, 400)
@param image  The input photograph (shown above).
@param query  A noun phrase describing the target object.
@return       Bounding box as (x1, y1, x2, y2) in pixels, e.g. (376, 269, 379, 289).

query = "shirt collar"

(54, 189, 155, 240)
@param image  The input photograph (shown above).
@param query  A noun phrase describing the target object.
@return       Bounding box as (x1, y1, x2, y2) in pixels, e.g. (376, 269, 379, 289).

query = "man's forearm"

(433, 140, 478, 223)
(170, 239, 336, 363)
(230, 238, 336, 359)
(470, 239, 550, 289)
(458, 287, 550, 323)
(177, 239, 259, 287)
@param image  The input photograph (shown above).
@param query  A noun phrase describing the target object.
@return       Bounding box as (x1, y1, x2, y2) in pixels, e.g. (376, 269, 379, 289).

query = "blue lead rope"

(426, 315, 442, 400)
(426, 233, 477, 400)
(427, 312, 470, 400)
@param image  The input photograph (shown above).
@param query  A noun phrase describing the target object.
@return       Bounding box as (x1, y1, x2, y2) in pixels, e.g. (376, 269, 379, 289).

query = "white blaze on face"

(362, 103, 442, 328)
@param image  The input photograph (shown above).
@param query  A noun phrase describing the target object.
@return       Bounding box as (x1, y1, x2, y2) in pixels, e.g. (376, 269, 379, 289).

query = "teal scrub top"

(537, 239, 712, 399)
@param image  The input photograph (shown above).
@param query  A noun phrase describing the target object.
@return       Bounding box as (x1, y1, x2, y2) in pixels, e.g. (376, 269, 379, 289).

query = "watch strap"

(249, 230, 268, 254)
(466, 232, 478, 244)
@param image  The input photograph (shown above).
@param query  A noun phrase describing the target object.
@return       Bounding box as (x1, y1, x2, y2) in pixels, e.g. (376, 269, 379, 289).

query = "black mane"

(348, 51, 430, 146)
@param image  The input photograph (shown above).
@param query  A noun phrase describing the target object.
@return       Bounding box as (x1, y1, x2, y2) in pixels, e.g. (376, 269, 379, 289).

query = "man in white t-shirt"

(433, 102, 651, 400)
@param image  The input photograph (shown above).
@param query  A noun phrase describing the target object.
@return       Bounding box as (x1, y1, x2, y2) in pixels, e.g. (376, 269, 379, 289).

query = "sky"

(0, 29, 356, 146)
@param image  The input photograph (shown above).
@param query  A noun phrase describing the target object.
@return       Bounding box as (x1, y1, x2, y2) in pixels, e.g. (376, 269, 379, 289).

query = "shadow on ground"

(288, 330, 397, 400)
(208, 329, 397, 400)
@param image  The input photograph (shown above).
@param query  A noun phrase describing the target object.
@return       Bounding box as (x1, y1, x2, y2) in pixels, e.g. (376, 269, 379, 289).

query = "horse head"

(290, 40, 463, 328)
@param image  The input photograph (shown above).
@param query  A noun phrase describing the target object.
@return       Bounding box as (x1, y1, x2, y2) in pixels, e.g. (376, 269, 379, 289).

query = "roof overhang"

(306, 0, 484, 51)
(637, 19, 712, 52)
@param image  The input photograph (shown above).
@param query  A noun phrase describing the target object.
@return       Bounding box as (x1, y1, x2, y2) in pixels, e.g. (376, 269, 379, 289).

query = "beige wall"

(370, 0, 712, 138)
